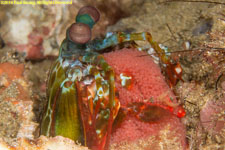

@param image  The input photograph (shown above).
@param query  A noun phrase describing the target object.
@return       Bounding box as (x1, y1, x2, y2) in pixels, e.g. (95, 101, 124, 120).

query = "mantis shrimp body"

(40, 6, 185, 150)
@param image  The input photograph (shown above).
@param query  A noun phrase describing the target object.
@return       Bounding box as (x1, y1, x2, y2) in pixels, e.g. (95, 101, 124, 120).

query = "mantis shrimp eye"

(76, 6, 100, 28)
(68, 22, 92, 44)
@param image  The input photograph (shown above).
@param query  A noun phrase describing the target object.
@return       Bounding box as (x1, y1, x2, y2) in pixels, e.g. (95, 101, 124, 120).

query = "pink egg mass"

(103, 48, 187, 149)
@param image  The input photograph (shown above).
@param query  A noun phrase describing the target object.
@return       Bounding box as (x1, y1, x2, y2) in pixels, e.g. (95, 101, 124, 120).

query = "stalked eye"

(76, 6, 100, 28)
(68, 23, 92, 44)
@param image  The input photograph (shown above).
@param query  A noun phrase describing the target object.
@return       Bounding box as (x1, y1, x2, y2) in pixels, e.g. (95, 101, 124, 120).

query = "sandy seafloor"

(0, 0, 224, 149)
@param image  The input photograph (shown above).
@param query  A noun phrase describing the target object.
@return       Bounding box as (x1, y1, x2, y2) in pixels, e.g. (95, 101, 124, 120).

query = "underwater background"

(0, 0, 224, 149)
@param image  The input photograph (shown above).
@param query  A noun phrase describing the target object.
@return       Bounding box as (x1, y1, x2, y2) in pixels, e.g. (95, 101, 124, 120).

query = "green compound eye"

(76, 6, 100, 28)
(76, 14, 95, 29)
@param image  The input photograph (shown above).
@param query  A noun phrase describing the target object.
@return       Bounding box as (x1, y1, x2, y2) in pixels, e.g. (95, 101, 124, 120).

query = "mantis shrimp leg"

(87, 32, 183, 87)
(77, 52, 120, 150)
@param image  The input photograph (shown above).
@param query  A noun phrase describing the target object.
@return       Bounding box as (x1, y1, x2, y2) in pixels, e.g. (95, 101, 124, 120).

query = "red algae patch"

(0, 63, 24, 83)
(103, 48, 187, 149)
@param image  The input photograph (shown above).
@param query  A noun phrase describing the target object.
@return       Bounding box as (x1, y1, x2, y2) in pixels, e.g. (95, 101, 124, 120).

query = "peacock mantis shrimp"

(40, 6, 185, 150)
